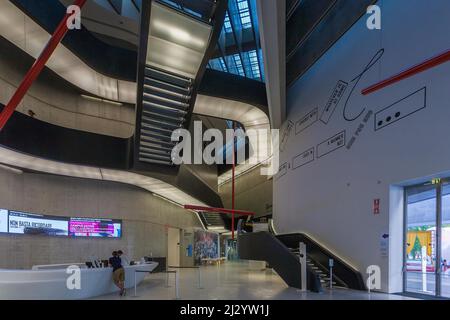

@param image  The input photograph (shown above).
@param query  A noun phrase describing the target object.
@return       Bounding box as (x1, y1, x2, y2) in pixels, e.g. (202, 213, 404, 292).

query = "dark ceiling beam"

(107, 0, 123, 15)
(227, 1, 249, 78)
(286, 0, 337, 59)
(286, 0, 378, 87)
(247, 0, 263, 81)
(286, 0, 300, 19)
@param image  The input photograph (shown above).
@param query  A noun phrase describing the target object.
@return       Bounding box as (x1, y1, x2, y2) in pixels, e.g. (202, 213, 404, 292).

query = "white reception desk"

(0, 262, 158, 299)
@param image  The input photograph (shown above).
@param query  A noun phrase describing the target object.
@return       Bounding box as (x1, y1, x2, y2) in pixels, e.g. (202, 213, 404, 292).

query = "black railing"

(276, 233, 366, 290)
(238, 231, 322, 292)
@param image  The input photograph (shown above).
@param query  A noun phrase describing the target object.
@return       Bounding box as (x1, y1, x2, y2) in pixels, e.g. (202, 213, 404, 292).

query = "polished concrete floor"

(94, 261, 416, 300)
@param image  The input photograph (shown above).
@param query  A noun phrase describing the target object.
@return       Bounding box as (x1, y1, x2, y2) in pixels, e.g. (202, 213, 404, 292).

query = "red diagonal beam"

(184, 205, 255, 216)
(0, 0, 88, 131)
(362, 48, 450, 95)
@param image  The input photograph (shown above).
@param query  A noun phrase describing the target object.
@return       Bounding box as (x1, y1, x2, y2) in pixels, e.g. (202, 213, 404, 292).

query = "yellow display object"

(406, 231, 432, 256)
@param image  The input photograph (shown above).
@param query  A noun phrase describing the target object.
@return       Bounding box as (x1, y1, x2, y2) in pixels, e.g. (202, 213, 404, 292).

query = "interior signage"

(0, 208, 122, 238)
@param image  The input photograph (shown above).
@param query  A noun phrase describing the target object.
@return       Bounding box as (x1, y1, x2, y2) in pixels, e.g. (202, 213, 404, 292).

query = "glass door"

(405, 183, 437, 296)
(441, 180, 450, 298)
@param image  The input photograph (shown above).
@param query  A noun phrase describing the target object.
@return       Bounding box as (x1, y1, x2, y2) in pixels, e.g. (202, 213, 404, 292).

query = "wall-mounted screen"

(69, 217, 122, 238)
(0, 208, 122, 238)
(0, 209, 7, 233)
(8, 211, 69, 236)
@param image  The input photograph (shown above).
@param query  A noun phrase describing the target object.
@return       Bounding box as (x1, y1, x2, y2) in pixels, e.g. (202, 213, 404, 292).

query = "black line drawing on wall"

(374, 87, 427, 131)
(343, 48, 385, 122)
(317, 131, 346, 158)
(292, 147, 315, 170)
(280, 120, 294, 152)
(296, 108, 318, 134)
(320, 81, 348, 124)
(346, 110, 373, 150)
(275, 162, 288, 180)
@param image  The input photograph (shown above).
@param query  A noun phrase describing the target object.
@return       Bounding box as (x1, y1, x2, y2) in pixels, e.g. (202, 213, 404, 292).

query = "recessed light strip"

(81, 94, 123, 106)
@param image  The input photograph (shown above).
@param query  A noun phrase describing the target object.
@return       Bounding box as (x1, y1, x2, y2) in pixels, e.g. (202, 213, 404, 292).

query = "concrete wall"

(0, 168, 202, 269)
(219, 166, 273, 217)
(0, 39, 135, 138)
(275, 0, 450, 293)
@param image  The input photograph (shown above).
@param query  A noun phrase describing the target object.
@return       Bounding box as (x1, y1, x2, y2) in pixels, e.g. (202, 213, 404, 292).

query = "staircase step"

(140, 140, 174, 151)
(142, 110, 185, 125)
(140, 135, 177, 148)
(140, 146, 171, 156)
(143, 93, 189, 110)
(139, 151, 172, 162)
(144, 84, 191, 102)
(143, 101, 188, 115)
(141, 122, 175, 135)
(144, 78, 191, 96)
(141, 116, 182, 130)
(145, 66, 192, 88)
(141, 129, 174, 143)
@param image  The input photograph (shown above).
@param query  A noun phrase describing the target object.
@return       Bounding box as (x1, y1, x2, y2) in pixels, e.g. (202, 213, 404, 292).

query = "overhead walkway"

(134, 0, 226, 169)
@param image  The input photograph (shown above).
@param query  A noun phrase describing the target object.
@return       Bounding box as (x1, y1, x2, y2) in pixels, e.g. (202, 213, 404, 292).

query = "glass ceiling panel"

(207, 0, 265, 82)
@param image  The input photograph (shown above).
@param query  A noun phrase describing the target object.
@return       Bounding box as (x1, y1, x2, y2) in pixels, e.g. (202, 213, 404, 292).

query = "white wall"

(219, 165, 273, 217)
(275, 0, 450, 293)
(0, 168, 202, 269)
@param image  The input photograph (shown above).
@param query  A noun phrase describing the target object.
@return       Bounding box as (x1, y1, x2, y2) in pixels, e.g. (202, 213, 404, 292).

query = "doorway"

(167, 227, 181, 267)
(404, 179, 450, 298)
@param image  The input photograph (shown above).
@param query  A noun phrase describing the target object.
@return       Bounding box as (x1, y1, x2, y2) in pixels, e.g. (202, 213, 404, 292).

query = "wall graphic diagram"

(317, 131, 346, 158)
(292, 147, 315, 170)
(347, 110, 373, 150)
(283, 48, 431, 176)
(374, 87, 427, 131)
(275, 162, 288, 180)
(280, 120, 294, 152)
(296, 108, 318, 134)
(342, 49, 385, 122)
(320, 80, 348, 124)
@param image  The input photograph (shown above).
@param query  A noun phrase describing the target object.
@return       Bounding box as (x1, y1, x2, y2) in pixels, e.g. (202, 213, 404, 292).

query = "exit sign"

(432, 178, 441, 185)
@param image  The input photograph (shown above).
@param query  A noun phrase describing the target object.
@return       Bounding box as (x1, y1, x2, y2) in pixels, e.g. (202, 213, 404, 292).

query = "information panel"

(8, 211, 69, 236)
(69, 217, 122, 238)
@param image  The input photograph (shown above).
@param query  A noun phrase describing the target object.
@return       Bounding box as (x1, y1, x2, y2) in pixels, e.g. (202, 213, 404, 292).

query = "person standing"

(109, 251, 126, 296)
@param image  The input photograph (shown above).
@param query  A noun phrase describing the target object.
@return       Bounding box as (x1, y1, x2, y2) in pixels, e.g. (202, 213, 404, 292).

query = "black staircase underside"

(134, 0, 228, 175)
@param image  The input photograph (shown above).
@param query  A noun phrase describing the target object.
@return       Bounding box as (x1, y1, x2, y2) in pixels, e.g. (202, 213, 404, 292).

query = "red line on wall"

(362, 49, 450, 95)
(0, 0, 88, 131)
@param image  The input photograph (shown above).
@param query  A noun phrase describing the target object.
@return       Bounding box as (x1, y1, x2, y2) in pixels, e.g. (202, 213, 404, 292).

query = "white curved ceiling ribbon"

(0, 146, 206, 207)
(0, 0, 272, 185)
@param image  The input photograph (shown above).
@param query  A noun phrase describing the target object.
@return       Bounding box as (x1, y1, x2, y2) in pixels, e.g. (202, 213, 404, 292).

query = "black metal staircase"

(134, 0, 228, 173)
(288, 247, 340, 289)
(238, 231, 366, 292)
(200, 212, 226, 229)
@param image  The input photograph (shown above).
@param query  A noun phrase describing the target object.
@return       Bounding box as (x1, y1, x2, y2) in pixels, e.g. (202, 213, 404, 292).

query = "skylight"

(236, 0, 252, 29)
(207, 0, 265, 82)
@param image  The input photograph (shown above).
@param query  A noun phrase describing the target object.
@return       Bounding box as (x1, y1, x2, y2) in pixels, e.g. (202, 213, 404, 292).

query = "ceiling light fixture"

(152, 19, 206, 49)
(0, 163, 23, 175)
(81, 94, 123, 106)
